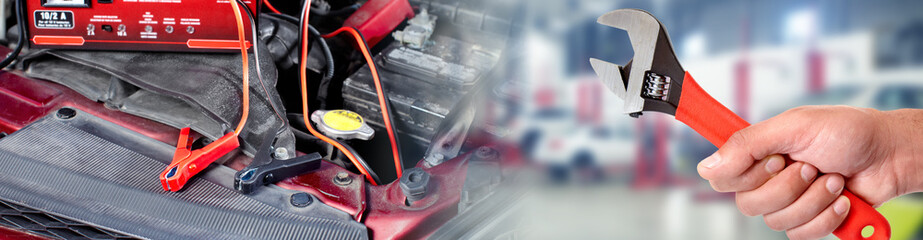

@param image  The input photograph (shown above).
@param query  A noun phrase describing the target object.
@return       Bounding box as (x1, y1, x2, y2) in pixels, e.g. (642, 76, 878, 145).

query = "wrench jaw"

(591, 9, 686, 117)
(589, 58, 629, 102)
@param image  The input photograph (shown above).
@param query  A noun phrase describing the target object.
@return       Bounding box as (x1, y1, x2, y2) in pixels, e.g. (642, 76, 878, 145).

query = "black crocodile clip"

(234, 134, 322, 194)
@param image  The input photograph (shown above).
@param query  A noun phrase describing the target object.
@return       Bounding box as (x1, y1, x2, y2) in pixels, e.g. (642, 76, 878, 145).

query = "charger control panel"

(27, 0, 258, 52)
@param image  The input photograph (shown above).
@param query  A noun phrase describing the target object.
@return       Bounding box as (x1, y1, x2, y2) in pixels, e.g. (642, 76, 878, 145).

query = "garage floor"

(515, 181, 794, 240)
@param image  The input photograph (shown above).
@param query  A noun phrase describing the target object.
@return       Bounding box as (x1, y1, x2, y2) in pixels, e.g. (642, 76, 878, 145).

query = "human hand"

(696, 106, 922, 239)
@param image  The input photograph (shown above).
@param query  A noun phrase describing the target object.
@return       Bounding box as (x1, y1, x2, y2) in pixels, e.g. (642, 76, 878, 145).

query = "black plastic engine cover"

(21, 27, 295, 157)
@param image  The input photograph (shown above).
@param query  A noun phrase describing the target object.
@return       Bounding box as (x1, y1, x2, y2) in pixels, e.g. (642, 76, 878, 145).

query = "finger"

(698, 108, 815, 181)
(785, 195, 850, 240)
(735, 162, 817, 216)
(708, 154, 785, 192)
(763, 174, 845, 231)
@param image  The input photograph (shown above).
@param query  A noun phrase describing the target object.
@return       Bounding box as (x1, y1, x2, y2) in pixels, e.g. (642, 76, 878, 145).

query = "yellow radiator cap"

(310, 109, 375, 140)
(323, 110, 364, 131)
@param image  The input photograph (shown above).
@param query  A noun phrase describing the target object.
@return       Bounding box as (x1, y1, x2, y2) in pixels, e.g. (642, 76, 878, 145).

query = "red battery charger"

(27, 0, 258, 52)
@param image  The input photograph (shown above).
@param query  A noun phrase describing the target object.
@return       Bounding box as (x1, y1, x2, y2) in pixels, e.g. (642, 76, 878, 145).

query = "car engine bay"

(0, 0, 525, 239)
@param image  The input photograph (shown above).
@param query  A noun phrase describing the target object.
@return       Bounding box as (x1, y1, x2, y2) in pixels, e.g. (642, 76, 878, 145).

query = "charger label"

(34, 10, 75, 29)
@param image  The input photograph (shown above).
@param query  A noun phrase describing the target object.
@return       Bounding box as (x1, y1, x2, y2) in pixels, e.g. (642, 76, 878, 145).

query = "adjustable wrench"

(590, 9, 889, 240)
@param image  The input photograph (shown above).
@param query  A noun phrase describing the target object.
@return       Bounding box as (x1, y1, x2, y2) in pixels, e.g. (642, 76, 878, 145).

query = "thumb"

(697, 113, 810, 181)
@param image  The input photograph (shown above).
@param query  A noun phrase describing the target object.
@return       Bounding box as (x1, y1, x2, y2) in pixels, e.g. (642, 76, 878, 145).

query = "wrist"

(879, 109, 923, 195)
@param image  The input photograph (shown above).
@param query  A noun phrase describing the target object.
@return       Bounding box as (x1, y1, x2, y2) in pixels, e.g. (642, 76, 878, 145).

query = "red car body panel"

(0, 71, 502, 239)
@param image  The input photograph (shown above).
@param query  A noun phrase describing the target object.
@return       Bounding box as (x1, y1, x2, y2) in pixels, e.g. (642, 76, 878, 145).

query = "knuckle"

(785, 106, 816, 115)
(796, 229, 826, 240)
(816, 214, 843, 236)
(785, 231, 805, 240)
(726, 130, 752, 147)
(763, 216, 787, 231)
(789, 216, 839, 240)
(786, 229, 821, 240)
(738, 206, 758, 217)
(708, 181, 727, 192)
(737, 175, 762, 191)
(709, 181, 738, 193)
(736, 197, 759, 217)
(782, 181, 806, 201)
(780, 106, 818, 122)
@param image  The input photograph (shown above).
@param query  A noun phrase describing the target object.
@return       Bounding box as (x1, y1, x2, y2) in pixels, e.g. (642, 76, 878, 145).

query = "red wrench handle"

(674, 72, 890, 240)
(673, 72, 749, 146)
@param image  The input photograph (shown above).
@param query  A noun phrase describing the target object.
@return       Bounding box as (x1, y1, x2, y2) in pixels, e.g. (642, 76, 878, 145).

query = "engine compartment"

(0, 0, 524, 239)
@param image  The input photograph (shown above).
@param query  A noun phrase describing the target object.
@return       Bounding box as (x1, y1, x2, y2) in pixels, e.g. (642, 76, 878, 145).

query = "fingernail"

(833, 196, 850, 215)
(765, 156, 784, 174)
(701, 153, 722, 169)
(800, 164, 817, 182)
(826, 175, 844, 194)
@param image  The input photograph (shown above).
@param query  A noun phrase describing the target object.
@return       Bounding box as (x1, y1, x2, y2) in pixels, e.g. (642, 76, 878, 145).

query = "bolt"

(473, 146, 498, 161)
(476, 147, 492, 157)
(334, 172, 352, 186)
(290, 192, 312, 207)
(400, 168, 430, 204)
(425, 153, 445, 165)
(274, 147, 290, 160)
(425, 153, 446, 166)
(56, 108, 77, 119)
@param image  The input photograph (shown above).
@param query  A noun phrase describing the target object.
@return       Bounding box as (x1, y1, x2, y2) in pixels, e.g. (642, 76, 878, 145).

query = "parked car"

(764, 79, 923, 119)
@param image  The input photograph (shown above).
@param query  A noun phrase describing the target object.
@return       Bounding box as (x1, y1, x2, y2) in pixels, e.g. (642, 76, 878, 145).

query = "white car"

(514, 107, 636, 182)
(764, 79, 923, 119)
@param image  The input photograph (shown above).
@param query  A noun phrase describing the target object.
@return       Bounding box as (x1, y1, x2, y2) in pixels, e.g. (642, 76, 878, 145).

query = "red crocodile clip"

(160, 127, 240, 192)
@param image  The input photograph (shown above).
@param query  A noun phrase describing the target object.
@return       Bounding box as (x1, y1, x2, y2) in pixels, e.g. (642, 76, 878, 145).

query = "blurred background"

(501, 0, 923, 239)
